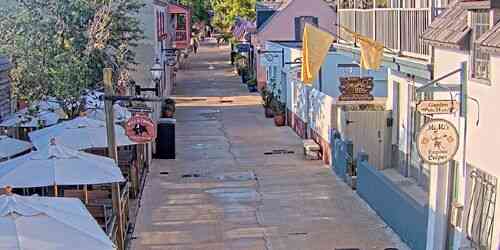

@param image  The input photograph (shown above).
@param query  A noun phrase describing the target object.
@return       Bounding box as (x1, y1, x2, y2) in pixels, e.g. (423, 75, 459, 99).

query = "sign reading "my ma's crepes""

(417, 119, 459, 165)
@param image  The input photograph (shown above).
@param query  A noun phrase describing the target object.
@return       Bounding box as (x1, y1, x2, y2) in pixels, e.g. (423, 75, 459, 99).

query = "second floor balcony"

(337, 0, 450, 59)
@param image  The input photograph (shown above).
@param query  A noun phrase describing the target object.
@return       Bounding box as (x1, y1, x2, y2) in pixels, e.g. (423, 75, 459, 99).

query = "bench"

(303, 139, 321, 160)
(64, 189, 111, 204)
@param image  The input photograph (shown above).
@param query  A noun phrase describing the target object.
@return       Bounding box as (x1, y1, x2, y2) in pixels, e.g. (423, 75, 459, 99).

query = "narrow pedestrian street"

(131, 40, 409, 250)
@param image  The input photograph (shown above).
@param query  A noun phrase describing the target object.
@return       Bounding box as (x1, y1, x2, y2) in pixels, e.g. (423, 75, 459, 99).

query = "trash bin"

(155, 118, 175, 159)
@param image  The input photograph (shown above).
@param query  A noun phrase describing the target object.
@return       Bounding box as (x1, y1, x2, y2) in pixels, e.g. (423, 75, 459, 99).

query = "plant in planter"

(271, 98, 286, 126)
(234, 54, 247, 76)
(162, 98, 176, 118)
(247, 77, 258, 92)
(261, 89, 274, 118)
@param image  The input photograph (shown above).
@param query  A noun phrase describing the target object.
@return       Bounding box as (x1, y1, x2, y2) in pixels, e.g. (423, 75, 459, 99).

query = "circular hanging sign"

(417, 119, 459, 165)
(125, 113, 157, 143)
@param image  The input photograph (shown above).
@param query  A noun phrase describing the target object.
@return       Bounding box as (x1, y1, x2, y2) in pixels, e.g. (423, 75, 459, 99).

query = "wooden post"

(83, 184, 89, 204)
(130, 159, 138, 199)
(104, 68, 125, 250)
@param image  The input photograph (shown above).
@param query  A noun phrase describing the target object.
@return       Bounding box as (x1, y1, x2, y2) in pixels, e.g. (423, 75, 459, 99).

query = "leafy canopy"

(0, 0, 144, 118)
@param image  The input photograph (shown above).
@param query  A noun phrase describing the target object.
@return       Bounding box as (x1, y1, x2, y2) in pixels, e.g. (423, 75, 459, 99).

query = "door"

(344, 110, 392, 169)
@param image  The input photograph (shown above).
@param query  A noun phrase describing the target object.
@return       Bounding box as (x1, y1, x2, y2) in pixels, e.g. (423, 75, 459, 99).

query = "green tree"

(179, 0, 211, 23)
(211, 0, 256, 31)
(0, 0, 144, 118)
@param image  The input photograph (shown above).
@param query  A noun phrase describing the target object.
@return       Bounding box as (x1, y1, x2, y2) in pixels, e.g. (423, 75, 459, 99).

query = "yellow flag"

(340, 26, 384, 70)
(358, 35, 384, 70)
(301, 23, 335, 85)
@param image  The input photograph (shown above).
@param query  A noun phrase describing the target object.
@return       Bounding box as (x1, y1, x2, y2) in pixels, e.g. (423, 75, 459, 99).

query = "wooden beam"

(104, 68, 125, 250)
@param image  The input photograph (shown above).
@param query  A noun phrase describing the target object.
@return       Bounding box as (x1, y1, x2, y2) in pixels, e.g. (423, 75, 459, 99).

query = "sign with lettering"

(417, 119, 459, 165)
(417, 100, 458, 114)
(338, 77, 374, 101)
(125, 113, 157, 143)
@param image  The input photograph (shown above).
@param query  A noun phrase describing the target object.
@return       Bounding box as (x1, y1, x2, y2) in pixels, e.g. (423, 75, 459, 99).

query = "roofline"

(256, 0, 336, 35)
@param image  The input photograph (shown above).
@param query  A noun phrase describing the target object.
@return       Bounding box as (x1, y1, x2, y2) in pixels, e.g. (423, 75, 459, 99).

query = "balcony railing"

(175, 30, 187, 42)
(338, 8, 431, 58)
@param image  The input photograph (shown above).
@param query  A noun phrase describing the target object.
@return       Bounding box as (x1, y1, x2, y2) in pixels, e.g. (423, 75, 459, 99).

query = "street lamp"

(150, 59, 163, 82)
(136, 59, 162, 97)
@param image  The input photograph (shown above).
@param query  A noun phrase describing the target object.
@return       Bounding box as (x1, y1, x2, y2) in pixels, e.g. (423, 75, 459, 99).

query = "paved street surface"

(131, 40, 409, 250)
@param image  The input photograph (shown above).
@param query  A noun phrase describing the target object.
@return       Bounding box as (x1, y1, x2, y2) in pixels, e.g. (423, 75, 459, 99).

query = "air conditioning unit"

(450, 202, 464, 227)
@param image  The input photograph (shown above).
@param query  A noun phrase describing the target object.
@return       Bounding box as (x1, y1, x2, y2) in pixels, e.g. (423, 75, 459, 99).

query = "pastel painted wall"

(309, 88, 335, 142)
(255, 0, 336, 86)
(432, 47, 500, 250)
(320, 52, 388, 98)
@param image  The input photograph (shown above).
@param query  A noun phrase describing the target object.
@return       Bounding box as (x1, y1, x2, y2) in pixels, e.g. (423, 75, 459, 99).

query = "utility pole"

(104, 68, 125, 250)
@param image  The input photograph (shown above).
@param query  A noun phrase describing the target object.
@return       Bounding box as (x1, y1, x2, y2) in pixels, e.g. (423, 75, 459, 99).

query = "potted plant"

(162, 98, 176, 118)
(261, 89, 274, 118)
(247, 77, 258, 92)
(271, 98, 286, 126)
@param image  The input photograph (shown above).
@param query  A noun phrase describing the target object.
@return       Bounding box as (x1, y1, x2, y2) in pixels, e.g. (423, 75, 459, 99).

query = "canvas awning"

(0, 193, 116, 250)
(0, 139, 124, 188)
(28, 116, 136, 150)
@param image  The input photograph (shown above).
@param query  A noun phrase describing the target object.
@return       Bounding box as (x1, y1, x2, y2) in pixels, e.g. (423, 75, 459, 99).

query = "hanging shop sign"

(417, 119, 459, 165)
(338, 77, 374, 101)
(417, 100, 458, 115)
(125, 113, 157, 143)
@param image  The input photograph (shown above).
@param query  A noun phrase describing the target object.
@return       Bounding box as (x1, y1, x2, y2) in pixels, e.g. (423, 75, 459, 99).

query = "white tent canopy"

(0, 140, 124, 188)
(0, 136, 32, 159)
(86, 104, 131, 123)
(0, 110, 59, 128)
(28, 116, 136, 150)
(0, 194, 116, 250)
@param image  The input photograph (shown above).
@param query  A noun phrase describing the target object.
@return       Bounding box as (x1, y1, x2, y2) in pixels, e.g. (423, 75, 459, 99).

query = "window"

(176, 14, 186, 31)
(471, 10, 490, 81)
(465, 166, 497, 250)
(294, 16, 318, 41)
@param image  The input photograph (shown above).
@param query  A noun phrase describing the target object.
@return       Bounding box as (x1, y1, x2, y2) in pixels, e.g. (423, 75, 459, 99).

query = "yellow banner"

(301, 24, 335, 85)
(341, 26, 384, 70)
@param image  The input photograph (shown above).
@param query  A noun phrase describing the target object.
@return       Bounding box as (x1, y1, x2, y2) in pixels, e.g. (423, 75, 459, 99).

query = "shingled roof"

(421, 2, 471, 49)
(477, 22, 500, 53)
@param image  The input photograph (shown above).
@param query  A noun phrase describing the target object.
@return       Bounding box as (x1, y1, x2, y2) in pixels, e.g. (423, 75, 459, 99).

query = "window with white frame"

(471, 10, 490, 81)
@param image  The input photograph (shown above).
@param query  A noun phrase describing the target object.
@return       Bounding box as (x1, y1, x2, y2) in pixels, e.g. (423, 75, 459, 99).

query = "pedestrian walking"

(190, 36, 199, 54)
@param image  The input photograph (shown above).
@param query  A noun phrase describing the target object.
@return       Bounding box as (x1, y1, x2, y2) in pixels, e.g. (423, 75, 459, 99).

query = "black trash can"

(155, 118, 176, 159)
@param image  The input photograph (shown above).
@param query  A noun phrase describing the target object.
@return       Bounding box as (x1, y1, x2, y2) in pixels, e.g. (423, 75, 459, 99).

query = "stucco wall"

(320, 52, 388, 98)
(433, 47, 500, 250)
(255, 0, 337, 86)
(130, 0, 156, 89)
(257, 0, 336, 43)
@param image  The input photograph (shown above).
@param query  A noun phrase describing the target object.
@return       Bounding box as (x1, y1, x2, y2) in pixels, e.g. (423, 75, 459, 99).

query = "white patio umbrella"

(0, 192, 116, 250)
(0, 110, 59, 128)
(28, 116, 136, 150)
(86, 104, 131, 123)
(0, 136, 32, 160)
(0, 139, 124, 194)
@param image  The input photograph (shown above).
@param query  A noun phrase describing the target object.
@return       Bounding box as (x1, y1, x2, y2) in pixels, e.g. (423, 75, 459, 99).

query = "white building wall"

(433, 47, 500, 250)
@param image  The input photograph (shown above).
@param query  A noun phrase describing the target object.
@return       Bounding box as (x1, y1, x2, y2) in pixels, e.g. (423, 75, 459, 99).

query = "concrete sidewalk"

(130, 40, 409, 250)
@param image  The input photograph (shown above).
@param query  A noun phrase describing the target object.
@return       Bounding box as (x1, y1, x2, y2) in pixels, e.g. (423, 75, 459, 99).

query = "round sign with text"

(125, 113, 157, 143)
(417, 119, 459, 165)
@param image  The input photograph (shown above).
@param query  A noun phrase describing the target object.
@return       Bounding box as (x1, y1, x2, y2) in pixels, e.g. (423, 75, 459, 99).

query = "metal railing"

(175, 30, 187, 42)
(338, 8, 431, 58)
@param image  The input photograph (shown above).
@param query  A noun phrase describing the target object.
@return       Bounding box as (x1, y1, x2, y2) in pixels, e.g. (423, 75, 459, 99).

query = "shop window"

(470, 10, 490, 82)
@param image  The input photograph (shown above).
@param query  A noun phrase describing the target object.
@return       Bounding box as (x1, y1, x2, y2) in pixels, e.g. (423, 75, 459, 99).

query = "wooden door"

(344, 110, 392, 169)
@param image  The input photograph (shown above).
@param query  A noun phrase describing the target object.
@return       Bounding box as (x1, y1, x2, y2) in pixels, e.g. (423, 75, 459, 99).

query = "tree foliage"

(178, 0, 211, 24)
(211, 0, 256, 31)
(0, 0, 144, 118)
